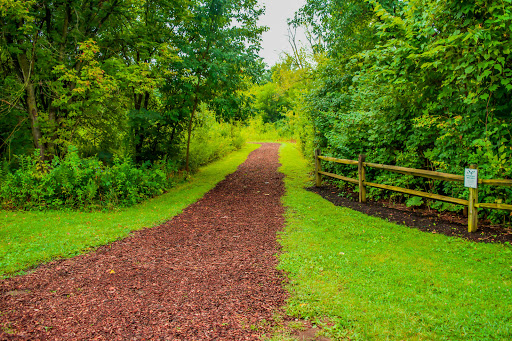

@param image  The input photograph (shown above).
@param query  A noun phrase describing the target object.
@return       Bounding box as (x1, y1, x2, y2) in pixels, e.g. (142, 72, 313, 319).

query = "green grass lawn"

(0, 143, 260, 278)
(3, 142, 511, 340)
(277, 143, 512, 340)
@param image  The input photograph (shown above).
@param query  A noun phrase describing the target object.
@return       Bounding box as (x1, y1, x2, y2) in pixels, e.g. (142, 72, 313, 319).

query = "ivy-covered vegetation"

(262, 0, 512, 225)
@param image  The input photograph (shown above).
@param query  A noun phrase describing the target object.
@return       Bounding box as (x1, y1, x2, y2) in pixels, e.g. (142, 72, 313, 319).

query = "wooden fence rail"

(314, 150, 512, 232)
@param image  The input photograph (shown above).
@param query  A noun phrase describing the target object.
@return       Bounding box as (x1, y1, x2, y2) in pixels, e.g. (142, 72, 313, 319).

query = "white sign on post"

(464, 168, 478, 189)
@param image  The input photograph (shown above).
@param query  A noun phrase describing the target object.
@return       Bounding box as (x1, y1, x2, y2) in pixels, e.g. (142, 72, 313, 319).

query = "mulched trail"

(0, 143, 288, 340)
(309, 184, 512, 244)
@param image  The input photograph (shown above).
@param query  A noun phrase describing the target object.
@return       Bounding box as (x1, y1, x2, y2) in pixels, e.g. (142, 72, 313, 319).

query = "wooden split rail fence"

(314, 149, 512, 232)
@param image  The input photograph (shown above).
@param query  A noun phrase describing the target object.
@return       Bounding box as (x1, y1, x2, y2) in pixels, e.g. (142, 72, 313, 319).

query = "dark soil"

(309, 184, 512, 244)
(295, 326, 330, 341)
(0, 143, 288, 340)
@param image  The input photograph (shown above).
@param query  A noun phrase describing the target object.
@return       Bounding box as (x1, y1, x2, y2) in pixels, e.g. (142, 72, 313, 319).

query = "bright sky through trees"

(258, 0, 307, 66)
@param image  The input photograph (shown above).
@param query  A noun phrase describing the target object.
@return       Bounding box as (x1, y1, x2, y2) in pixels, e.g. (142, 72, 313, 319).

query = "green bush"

(298, 0, 512, 225)
(0, 146, 178, 210)
(183, 106, 246, 172)
(0, 106, 247, 211)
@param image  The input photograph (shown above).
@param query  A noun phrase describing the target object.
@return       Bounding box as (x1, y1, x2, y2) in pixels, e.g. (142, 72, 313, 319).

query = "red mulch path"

(0, 143, 288, 340)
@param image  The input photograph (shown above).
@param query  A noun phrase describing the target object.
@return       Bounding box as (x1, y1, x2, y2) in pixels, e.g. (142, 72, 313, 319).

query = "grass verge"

(277, 143, 512, 340)
(0, 143, 260, 278)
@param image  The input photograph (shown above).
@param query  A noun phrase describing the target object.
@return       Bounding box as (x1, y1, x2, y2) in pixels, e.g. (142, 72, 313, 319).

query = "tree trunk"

(18, 53, 46, 160)
(27, 84, 46, 160)
(185, 95, 200, 172)
(143, 91, 150, 110)
(133, 93, 144, 163)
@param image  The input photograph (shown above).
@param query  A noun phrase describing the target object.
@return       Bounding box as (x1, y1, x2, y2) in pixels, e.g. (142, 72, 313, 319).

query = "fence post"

(468, 164, 479, 232)
(358, 154, 367, 203)
(315, 149, 322, 187)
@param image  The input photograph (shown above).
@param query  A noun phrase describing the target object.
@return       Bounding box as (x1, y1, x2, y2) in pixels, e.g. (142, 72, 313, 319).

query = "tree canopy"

(0, 0, 265, 169)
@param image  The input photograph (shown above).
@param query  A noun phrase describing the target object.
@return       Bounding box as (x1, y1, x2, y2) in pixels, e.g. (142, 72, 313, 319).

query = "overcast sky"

(257, 0, 307, 67)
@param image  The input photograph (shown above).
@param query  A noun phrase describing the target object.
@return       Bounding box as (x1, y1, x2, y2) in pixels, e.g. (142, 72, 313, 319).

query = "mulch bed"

(309, 184, 512, 244)
(0, 143, 288, 340)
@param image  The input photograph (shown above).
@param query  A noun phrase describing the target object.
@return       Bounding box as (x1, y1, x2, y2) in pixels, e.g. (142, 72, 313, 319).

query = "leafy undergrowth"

(0, 144, 259, 278)
(277, 143, 512, 340)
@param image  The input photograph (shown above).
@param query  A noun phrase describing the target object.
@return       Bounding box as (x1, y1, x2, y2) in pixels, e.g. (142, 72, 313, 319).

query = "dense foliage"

(242, 55, 312, 143)
(1, 147, 176, 210)
(284, 0, 512, 224)
(1, 0, 265, 209)
(0, 108, 243, 210)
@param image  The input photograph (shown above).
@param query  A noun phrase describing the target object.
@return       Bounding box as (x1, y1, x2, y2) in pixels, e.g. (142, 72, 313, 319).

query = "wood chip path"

(0, 143, 288, 340)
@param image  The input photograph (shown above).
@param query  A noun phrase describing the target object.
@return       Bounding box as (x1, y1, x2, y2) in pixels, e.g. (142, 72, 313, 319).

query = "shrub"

(0, 146, 179, 210)
(0, 107, 246, 211)
(182, 106, 246, 172)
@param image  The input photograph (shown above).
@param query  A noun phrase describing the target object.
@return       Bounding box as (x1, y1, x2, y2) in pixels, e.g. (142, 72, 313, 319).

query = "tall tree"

(162, 0, 265, 171)
(1, 0, 130, 159)
(0, 0, 190, 160)
(113, 0, 190, 162)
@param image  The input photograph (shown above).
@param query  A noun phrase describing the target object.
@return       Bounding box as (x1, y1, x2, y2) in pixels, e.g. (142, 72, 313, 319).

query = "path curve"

(0, 143, 287, 340)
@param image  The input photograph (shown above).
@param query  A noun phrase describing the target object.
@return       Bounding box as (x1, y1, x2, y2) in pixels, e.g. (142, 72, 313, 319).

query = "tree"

(113, 0, 190, 162)
(0, 0, 191, 161)
(162, 0, 265, 171)
(1, 0, 267, 173)
(1, 0, 130, 159)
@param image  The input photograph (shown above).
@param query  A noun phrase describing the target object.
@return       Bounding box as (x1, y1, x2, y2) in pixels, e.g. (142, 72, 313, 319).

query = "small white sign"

(464, 168, 478, 188)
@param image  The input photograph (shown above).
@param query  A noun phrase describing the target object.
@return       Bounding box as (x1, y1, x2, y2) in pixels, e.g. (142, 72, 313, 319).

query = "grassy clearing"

(0, 144, 259, 278)
(277, 143, 512, 340)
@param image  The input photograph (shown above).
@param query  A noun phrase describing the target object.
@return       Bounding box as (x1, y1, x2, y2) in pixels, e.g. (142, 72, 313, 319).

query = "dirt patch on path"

(0, 143, 288, 340)
(309, 184, 512, 244)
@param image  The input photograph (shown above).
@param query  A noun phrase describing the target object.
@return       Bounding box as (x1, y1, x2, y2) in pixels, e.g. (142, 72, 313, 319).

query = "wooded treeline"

(2, 0, 512, 222)
(262, 0, 512, 224)
(0, 0, 264, 209)
(1, 0, 263, 165)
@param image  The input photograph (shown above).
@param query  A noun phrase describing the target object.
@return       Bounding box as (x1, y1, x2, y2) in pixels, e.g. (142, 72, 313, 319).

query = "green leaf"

(406, 196, 424, 207)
